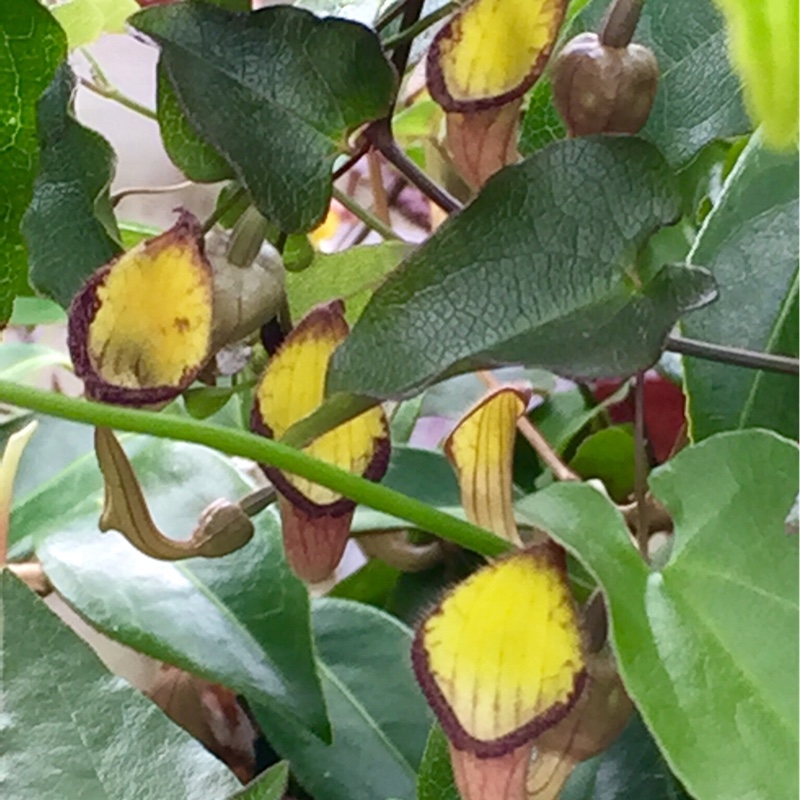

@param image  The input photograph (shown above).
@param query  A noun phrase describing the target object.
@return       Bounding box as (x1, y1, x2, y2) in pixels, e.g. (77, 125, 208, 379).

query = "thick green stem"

(0, 381, 510, 558)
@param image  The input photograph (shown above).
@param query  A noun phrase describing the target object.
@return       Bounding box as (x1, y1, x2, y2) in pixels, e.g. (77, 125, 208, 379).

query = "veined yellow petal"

(252, 300, 389, 509)
(413, 546, 585, 756)
(69, 211, 213, 404)
(444, 386, 530, 545)
(428, 0, 567, 111)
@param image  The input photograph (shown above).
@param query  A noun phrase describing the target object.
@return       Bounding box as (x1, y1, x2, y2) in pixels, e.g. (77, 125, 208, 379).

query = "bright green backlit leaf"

(519, 429, 799, 800)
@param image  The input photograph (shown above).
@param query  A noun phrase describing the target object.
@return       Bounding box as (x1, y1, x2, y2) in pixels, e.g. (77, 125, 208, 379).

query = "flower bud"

(551, 31, 658, 136)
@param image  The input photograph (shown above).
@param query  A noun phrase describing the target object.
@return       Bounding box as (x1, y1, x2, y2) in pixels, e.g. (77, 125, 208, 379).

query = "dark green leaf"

(132, 2, 396, 232)
(330, 138, 716, 400)
(352, 445, 462, 532)
(31, 435, 330, 740)
(287, 242, 412, 320)
(684, 133, 799, 440)
(156, 61, 234, 183)
(520, 0, 751, 166)
(254, 598, 433, 800)
(183, 385, 239, 420)
(561, 713, 690, 800)
(329, 558, 402, 608)
(518, 78, 566, 154)
(416, 724, 459, 800)
(518, 429, 799, 800)
(570, 424, 636, 502)
(22, 63, 122, 308)
(0, 0, 66, 322)
(1, 571, 241, 799)
(228, 762, 289, 800)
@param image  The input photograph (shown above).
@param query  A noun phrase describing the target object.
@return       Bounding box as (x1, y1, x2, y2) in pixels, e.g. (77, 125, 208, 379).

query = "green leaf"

(156, 61, 234, 183)
(520, 0, 751, 166)
(329, 138, 716, 400)
(0, 0, 66, 323)
(569, 424, 636, 502)
(253, 598, 433, 800)
(1, 571, 241, 799)
(49, 0, 139, 49)
(352, 445, 462, 532)
(560, 713, 690, 800)
(518, 429, 799, 800)
(30, 435, 331, 741)
(8, 296, 67, 326)
(22, 63, 122, 309)
(287, 242, 413, 322)
(684, 132, 799, 440)
(416, 724, 459, 800)
(228, 762, 289, 800)
(131, 2, 396, 232)
(329, 558, 402, 608)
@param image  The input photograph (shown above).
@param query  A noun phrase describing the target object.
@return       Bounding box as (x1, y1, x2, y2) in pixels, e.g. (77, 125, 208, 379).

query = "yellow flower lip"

(251, 300, 390, 581)
(68, 210, 213, 405)
(427, 0, 567, 113)
(443, 384, 531, 546)
(412, 545, 587, 758)
(251, 300, 390, 516)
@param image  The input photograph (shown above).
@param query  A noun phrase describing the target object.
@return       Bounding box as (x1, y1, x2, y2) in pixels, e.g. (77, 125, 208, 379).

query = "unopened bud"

(551, 31, 658, 136)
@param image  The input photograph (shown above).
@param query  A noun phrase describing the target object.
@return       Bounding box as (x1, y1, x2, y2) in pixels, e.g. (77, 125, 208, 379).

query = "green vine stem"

(0, 381, 510, 559)
(331, 186, 401, 241)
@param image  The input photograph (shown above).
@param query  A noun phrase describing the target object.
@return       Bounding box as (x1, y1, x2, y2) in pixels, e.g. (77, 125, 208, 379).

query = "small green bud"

(551, 31, 658, 136)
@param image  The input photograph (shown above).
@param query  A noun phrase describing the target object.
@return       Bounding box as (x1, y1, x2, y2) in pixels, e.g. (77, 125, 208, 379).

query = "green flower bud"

(551, 31, 658, 136)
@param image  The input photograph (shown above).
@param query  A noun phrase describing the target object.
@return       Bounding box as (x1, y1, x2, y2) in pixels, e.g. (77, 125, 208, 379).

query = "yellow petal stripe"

(428, 0, 566, 110)
(254, 301, 388, 506)
(414, 548, 585, 753)
(444, 386, 528, 545)
(85, 214, 213, 389)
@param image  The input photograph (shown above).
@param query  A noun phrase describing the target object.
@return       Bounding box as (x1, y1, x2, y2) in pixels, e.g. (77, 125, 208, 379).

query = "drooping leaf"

(520, 0, 751, 166)
(518, 429, 799, 800)
(156, 62, 234, 183)
(0, 0, 66, 323)
(560, 713, 690, 800)
(1, 571, 242, 800)
(22, 63, 122, 309)
(30, 435, 331, 741)
(286, 242, 412, 323)
(131, 2, 396, 232)
(329, 137, 716, 401)
(684, 132, 799, 440)
(253, 598, 433, 800)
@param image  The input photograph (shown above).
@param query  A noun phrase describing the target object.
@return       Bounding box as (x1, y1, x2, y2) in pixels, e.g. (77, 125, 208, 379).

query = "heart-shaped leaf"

(329, 137, 716, 401)
(131, 2, 396, 232)
(518, 429, 799, 800)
